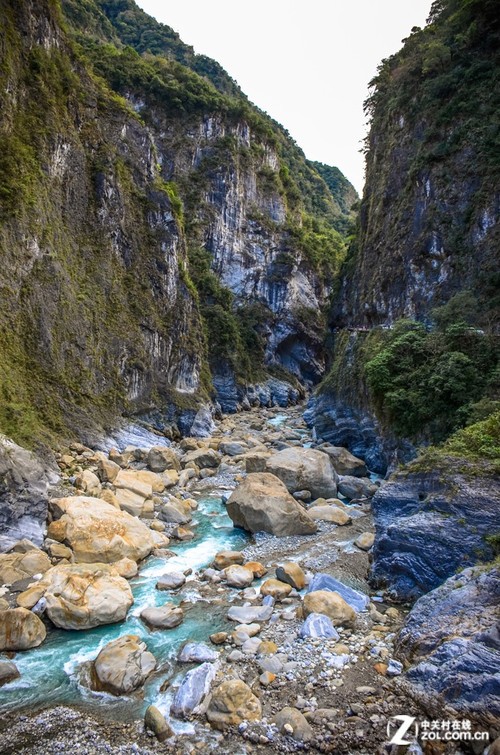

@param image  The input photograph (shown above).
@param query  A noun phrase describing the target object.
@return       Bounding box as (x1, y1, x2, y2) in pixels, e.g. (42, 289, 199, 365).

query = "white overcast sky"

(136, 0, 432, 194)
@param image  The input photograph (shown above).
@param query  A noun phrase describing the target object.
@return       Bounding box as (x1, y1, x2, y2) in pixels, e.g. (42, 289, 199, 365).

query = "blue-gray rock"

(178, 642, 218, 663)
(299, 613, 340, 640)
(170, 662, 217, 718)
(386, 659, 403, 676)
(0, 436, 52, 551)
(397, 564, 500, 726)
(307, 574, 369, 612)
(370, 470, 500, 601)
(304, 393, 416, 475)
(262, 595, 275, 607)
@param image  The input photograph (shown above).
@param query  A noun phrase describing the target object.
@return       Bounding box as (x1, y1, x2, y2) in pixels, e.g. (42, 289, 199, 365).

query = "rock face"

(0, 436, 51, 550)
(18, 563, 133, 630)
(206, 679, 262, 729)
(266, 448, 338, 499)
(92, 635, 156, 695)
(396, 565, 500, 726)
(370, 469, 500, 601)
(48, 497, 158, 564)
(0, 607, 46, 650)
(226, 473, 317, 536)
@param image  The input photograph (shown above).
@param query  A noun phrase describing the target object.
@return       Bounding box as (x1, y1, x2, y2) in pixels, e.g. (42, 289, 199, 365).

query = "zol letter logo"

(387, 715, 419, 745)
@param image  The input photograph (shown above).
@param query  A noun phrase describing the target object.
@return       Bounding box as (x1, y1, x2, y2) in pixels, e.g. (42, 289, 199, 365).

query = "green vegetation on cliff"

(337, 0, 500, 329)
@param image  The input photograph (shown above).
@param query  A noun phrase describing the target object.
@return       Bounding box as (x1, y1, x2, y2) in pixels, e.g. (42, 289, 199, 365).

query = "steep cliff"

(0, 0, 355, 444)
(337, 0, 499, 328)
(308, 0, 500, 465)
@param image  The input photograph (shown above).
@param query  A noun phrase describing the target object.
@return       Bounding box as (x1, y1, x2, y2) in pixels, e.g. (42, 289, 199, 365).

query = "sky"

(136, 0, 432, 194)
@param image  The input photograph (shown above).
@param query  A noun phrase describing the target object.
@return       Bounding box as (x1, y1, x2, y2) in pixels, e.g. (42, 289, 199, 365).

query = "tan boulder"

(355, 532, 375, 551)
(0, 549, 51, 584)
(99, 489, 121, 509)
(321, 446, 368, 477)
(275, 562, 306, 590)
(260, 579, 292, 601)
(92, 635, 156, 694)
(0, 607, 46, 650)
(213, 551, 244, 570)
(159, 498, 192, 525)
(242, 451, 272, 473)
(226, 473, 317, 536)
(18, 563, 133, 630)
(266, 447, 338, 499)
(147, 446, 180, 473)
(114, 488, 154, 518)
(114, 469, 153, 498)
(48, 543, 73, 560)
(182, 448, 220, 469)
(206, 679, 261, 729)
(48, 496, 156, 563)
(162, 469, 179, 488)
(308, 505, 352, 525)
(96, 455, 120, 483)
(243, 561, 268, 578)
(303, 590, 356, 627)
(75, 469, 101, 496)
(113, 557, 138, 579)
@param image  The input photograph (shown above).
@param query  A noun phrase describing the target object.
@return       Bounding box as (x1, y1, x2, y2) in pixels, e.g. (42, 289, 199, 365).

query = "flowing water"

(0, 492, 248, 726)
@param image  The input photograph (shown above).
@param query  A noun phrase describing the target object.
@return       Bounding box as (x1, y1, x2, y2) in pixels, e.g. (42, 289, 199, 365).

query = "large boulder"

(226, 473, 317, 536)
(266, 447, 338, 499)
(213, 551, 244, 570)
(92, 635, 156, 695)
(303, 590, 356, 627)
(320, 446, 368, 477)
(17, 563, 133, 630)
(0, 607, 46, 650)
(48, 496, 158, 563)
(396, 564, 500, 727)
(370, 468, 500, 601)
(0, 435, 51, 550)
(206, 679, 262, 729)
(0, 548, 51, 584)
(171, 662, 217, 718)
